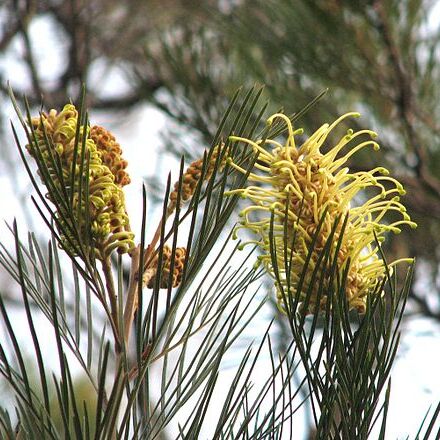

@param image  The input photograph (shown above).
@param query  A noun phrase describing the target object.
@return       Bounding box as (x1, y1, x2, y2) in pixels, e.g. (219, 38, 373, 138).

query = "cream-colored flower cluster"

(28, 104, 134, 259)
(227, 112, 416, 314)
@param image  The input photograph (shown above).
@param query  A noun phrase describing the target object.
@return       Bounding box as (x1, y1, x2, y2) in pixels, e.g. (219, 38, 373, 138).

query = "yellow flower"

(28, 104, 135, 259)
(227, 112, 416, 314)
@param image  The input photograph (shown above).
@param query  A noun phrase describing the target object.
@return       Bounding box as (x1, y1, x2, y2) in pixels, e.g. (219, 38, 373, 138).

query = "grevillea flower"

(28, 104, 135, 259)
(227, 112, 416, 314)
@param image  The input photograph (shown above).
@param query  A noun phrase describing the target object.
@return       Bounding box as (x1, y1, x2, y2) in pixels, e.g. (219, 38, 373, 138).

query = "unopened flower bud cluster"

(168, 144, 225, 213)
(144, 245, 186, 289)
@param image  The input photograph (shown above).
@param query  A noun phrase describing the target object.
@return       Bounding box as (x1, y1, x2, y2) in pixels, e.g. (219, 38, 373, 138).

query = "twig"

(122, 200, 175, 349)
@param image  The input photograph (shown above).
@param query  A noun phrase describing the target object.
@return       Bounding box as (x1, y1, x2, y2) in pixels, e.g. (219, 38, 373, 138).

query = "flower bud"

(144, 245, 186, 289)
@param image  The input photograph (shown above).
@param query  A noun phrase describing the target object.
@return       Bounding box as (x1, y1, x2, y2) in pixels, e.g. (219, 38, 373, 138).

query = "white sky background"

(0, 7, 440, 439)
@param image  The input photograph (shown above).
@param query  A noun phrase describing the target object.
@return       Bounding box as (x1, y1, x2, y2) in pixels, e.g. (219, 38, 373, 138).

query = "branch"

(0, 19, 21, 52)
(0, 79, 163, 113)
(14, 2, 43, 100)
(373, 1, 440, 200)
(409, 289, 440, 322)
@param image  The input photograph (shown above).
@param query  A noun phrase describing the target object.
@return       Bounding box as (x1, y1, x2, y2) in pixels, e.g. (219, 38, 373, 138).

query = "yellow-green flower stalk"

(227, 112, 416, 314)
(28, 104, 135, 259)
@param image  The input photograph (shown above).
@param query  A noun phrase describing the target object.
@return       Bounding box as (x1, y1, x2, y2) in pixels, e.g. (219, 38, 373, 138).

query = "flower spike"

(227, 112, 416, 314)
(28, 104, 135, 259)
